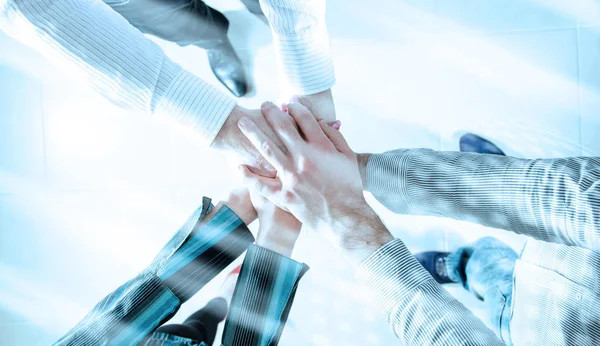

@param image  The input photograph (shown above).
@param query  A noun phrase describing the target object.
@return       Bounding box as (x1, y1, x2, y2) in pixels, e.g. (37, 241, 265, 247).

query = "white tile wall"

(1, 0, 599, 345)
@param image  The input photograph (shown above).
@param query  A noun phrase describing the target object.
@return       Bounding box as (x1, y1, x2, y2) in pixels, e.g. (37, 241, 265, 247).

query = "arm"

(222, 193, 307, 346)
(0, 0, 284, 176)
(54, 195, 256, 345)
(347, 207, 503, 346)
(361, 149, 600, 252)
(259, 0, 336, 122)
(0, 0, 233, 146)
(237, 102, 503, 345)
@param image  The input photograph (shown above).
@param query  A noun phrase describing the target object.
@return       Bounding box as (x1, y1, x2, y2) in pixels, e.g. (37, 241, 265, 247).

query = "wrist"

(329, 204, 394, 267)
(296, 89, 336, 123)
(211, 105, 243, 150)
(256, 226, 299, 257)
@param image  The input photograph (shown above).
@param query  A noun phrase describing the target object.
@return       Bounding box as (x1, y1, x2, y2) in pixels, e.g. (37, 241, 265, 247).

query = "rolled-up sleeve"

(0, 0, 235, 145)
(259, 0, 335, 95)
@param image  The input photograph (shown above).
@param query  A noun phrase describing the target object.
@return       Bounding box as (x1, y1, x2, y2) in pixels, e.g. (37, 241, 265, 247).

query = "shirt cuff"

(222, 244, 309, 346)
(157, 199, 255, 302)
(55, 198, 254, 346)
(366, 149, 412, 213)
(154, 66, 236, 146)
(356, 239, 434, 317)
(272, 25, 336, 95)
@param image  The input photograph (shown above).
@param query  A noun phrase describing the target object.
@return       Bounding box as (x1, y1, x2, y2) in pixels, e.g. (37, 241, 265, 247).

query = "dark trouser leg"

(104, 0, 229, 49)
(154, 297, 228, 345)
(447, 236, 517, 344)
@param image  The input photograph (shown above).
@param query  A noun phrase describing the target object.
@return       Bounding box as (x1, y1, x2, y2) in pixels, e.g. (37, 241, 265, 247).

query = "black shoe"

(414, 251, 455, 284)
(208, 39, 248, 97)
(459, 133, 505, 156)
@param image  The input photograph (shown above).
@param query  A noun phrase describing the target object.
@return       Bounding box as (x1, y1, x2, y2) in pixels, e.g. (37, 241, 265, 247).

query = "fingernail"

(331, 120, 341, 130)
(281, 103, 288, 113)
(261, 101, 275, 110)
(290, 95, 300, 103)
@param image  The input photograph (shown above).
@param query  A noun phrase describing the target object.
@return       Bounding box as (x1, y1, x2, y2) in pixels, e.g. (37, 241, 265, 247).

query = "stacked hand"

(237, 102, 393, 265)
(211, 90, 337, 179)
(219, 187, 301, 257)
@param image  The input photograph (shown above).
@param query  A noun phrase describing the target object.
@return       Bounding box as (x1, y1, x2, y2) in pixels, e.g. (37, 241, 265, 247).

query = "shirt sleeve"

(259, 0, 335, 95)
(366, 149, 600, 252)
(0, 0, 235, 146)
(357, 239, 504, 346)
(54, 198, 255, 346)
(221, 244, 309, 346)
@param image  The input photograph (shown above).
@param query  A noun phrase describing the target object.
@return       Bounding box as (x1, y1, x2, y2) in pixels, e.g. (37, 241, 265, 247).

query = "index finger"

(261, 102, 304, 148)
(238, 116, 290, 172)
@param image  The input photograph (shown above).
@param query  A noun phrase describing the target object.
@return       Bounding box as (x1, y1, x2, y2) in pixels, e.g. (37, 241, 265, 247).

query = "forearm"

(259, 0, 335, 95)
(1, 0, 234, 145)
(222, 244, 309, 346)
(55, 198, 254, 345)
(357, 240, 503, 345)
(334, 206, 502, 345)
(295, 89, 336, 122)
(364, 149, 600, 251)
(330, 204, 394, 267)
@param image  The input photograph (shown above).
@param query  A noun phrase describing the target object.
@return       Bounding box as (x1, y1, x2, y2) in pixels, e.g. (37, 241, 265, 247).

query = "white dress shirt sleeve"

(0, 0, 235, 146)
(259, 0, 335, 95)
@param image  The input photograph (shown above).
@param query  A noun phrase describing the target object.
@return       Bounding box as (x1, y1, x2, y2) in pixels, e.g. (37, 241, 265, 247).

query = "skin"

(211, 90, 337, 179)
(202, 188, 300, 257)
(237, 101, 393, 267)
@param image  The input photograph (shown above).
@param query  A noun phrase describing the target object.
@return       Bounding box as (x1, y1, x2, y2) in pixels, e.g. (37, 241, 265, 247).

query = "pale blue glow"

(1, 0, 598, 345)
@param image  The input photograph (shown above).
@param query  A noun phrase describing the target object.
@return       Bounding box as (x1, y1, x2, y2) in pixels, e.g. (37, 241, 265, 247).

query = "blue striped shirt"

(361, 149, 600, 346)
(55, 197, 308, 346)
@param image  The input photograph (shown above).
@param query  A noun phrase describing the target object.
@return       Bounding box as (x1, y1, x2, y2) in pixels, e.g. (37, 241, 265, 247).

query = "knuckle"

(282, 189, 296, 203)
(287, 172, 302, 186)
(298, 157, 317, 173)
(275, 121, 289, 132)
(261, 141, 272, 156)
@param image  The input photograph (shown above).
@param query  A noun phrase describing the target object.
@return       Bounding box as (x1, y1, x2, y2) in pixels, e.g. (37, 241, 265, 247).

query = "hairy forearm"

(331, 203, 394, 267)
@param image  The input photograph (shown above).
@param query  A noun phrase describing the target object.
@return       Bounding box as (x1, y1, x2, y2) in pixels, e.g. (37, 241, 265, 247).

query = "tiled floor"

(1, 0, 599, 345)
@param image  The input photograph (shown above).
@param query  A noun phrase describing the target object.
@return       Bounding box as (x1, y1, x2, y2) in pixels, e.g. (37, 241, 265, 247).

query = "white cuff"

(272, 24, 336, 95)
(155, 69, 236, 146)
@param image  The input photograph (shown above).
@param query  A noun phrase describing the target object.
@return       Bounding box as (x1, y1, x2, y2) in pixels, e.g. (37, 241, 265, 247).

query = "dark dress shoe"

(207, 39, 248, 97)
(459, 133, 506, 156)
(414, 251, 455, 284)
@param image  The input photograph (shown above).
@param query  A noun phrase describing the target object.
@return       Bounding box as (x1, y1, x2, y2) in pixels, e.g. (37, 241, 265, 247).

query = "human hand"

(250, 192, 301, 257)
(220, 187, 257, 225)
(212, 106, 287, 178)
(288, 89, 337, 124)
(236, 102, 392, 259)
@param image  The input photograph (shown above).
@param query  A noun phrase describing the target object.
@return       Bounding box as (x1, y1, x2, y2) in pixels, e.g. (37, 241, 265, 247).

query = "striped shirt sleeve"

(0, 0, 235, 146)
(366, 149, 600, 252)
(259, 0, 335, 95)
(54, 198, 254, 346)
(222, 245, 309, 346)
(357, 239, 504, 346)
